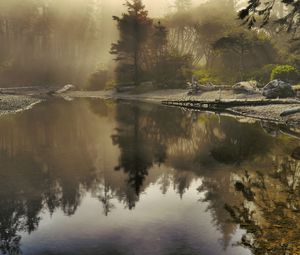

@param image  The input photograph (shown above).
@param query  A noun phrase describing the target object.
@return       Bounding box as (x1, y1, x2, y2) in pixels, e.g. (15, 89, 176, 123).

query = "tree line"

(0, 0, 298, 89)
(110, 0, 300, 89)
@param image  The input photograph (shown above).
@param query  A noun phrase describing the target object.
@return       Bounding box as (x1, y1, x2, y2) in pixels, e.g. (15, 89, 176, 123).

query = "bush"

(248, 64, 276, 86)
(192, 69, 220, 85)
(87, 69, 108, 90)
(154, 53, 192, 89)
(271, 65, 299, 83)
(105, 80, 117, 90)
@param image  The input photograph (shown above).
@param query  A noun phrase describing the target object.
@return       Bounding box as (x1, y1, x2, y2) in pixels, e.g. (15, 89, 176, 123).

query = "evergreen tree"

(239, 0, 299, 33)
(110, 0, 153, 86)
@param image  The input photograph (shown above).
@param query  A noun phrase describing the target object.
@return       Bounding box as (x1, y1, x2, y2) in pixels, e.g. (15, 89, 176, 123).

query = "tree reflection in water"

(0, 99, 298, 254)
(225, 147, 300, 254)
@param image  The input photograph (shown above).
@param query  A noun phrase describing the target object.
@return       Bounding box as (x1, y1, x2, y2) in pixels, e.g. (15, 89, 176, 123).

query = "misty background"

(0, 0, 297, 89)
(0, 0, 202, 88)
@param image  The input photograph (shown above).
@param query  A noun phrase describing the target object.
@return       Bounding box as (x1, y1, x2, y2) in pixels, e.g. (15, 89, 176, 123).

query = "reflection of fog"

(0, 99, 298, 254)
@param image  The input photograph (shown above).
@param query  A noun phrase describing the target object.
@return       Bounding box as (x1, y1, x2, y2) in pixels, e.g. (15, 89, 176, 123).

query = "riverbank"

(64, 89, 300, 124)
(0, 94, 41, 116)
(0, 87, 300, 125)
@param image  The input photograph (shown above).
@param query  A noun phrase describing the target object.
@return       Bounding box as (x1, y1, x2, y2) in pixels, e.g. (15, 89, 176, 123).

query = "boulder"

(262, 79, 295, 99)
(233, 81, 259, 94)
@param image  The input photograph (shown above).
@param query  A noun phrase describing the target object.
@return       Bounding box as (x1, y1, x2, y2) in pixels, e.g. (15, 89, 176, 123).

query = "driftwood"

(188, 85, 232, 93)
(54, 84, 75, 94)
(280, 107, 300, 117)
(162, 99, 300, 111)
(198, 85, 232, 91)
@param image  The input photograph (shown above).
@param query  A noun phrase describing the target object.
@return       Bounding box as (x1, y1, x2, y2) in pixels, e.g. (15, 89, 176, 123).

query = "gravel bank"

(64, 89, 300, 124)
(0, 95, 41, 115)
(0, 87, 299, 124)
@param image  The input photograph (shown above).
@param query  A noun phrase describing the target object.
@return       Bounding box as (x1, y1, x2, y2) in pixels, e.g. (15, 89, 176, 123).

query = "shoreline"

(0, 94, 42, 116)
(0, 87, 300, 126)
(64, 89, 300, 125)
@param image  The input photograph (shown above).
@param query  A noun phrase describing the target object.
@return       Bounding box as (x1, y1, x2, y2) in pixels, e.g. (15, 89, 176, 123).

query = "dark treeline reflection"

(0, 99, 298, 254)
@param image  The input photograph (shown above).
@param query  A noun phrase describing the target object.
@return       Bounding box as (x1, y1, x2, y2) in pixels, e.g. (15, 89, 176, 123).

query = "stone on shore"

(233, 81, 259, 94)
(262, 80, 295, 99)
(55, 84, 76, 94)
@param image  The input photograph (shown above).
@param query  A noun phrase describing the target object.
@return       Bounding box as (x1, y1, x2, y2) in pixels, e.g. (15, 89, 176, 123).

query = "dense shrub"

(154, 53, 192, 89)
(248, 64, 276, 86)
(87, 70, 108, 90)
(193, 69, 221, 85)
(271, 65, 299, 83)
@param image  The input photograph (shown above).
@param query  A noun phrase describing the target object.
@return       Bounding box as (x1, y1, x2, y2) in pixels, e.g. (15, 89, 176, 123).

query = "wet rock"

(262, 79, 295, 99)
(233, 81, 259, 94)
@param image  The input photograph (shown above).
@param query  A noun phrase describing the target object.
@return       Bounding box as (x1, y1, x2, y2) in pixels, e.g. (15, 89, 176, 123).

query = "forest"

(0, 0, 298, 90)
(111, 0, 300, 89)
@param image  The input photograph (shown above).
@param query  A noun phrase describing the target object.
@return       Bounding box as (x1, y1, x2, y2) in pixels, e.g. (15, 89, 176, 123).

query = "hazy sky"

(110, 0, 205, 17)
(143, 0, 204, 17)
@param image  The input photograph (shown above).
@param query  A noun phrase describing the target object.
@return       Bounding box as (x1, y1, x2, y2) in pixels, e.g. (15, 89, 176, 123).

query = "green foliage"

(105, 80, 117, 90)
(288, 55, 300, 70)
(239, 0, 299, 33)
(165, 0, 237, 67)
(87, 70, 108, 91)
(212, 30, 280, 83)
(111, 0, 153, 86)
(192, 69, 220, 84)
(154, 53, 192, 89)
(248, 64, 276, 85)
(271, 65, 299, 83)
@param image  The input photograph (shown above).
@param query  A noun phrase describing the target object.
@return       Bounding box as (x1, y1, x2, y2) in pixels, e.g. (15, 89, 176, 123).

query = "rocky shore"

(64, 89, 300, 124)
(0, 94, 41, 116)
(0, 84, 300, 125)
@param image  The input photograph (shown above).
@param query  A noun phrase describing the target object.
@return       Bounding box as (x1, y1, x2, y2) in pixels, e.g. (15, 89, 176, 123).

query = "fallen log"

(280, 107, 300, 117)
(162, 99, 300, 111)
(197, 85, 232, 91)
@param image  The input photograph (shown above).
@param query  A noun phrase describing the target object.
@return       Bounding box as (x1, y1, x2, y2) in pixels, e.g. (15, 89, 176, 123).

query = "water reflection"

(226, 152, 300, 254)
(0, 98, 298, 255)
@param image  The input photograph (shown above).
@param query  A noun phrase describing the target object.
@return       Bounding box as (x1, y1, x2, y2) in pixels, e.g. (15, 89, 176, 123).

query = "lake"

(0, 98, 299, 255)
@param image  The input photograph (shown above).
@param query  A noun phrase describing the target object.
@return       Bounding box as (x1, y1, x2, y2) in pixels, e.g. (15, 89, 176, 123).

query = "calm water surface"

(0, 99, 299, 255)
